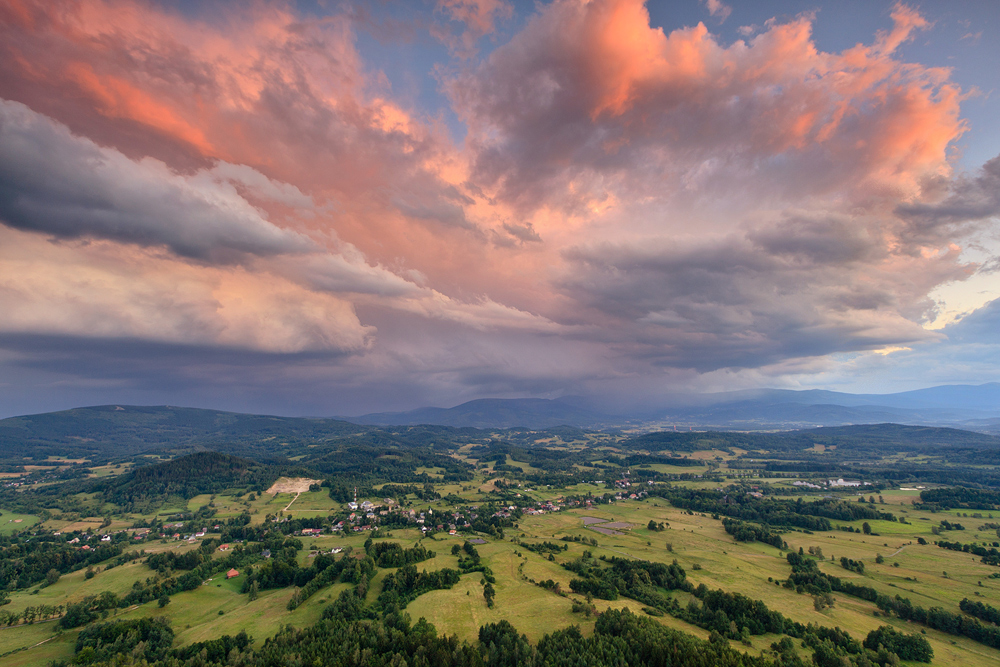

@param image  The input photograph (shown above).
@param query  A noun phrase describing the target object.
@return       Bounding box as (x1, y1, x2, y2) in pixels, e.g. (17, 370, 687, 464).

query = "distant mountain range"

(2, 399, 999, 466)
(1, 384, 997, 462)
(350, 383, 1000, 431)
(351, 398, 602, 430)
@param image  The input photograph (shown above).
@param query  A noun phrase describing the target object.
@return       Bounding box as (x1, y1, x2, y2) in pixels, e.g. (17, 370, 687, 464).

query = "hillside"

(623, 423, 1000, 454)
(94, 452, 280, 508)
(0, 405, 366, 462)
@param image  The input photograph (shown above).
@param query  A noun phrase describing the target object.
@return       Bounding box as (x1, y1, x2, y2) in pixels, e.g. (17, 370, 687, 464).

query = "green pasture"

(284, 490, 338, 512)
(118, 576, 348, 648)
(3, 541, 198, 615)
(0, 624, 76, 667)
(0, 510, 39, 535)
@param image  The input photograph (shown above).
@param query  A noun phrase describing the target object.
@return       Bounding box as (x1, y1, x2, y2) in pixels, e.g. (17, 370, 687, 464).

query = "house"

(226, 568, 239, 579)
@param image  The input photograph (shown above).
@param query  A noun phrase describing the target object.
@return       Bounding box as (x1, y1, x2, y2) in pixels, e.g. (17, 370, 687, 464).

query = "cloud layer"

(0, 0, 996, 415)
(0, 99, 314, 260)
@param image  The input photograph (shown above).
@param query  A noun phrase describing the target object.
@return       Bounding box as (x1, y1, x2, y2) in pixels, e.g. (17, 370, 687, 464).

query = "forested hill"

(0, 405, 367, 461)
(94, 452, 282, 509)
(625, 423, 1000, 452)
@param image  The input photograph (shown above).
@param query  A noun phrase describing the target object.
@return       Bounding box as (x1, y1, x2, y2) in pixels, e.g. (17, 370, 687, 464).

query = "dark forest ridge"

(2, 404, 999, 466)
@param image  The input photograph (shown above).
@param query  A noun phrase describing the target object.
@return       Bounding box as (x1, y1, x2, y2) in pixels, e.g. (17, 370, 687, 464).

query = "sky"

(1, 0, 999, 418)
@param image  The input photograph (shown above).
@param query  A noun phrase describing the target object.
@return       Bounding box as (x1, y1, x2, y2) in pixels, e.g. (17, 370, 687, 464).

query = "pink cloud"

(0, 0, 514, 296)
(452, 0, 964, 212)
(704, 0, 732, 23)
(0, 0, 993, 409)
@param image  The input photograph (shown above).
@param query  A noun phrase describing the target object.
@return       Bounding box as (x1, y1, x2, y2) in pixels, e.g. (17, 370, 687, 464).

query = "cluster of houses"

(523, 500, 563, 515)
(326, 498, 557, 535)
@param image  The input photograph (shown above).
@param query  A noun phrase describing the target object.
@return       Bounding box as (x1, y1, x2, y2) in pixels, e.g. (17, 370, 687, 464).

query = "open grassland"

(0, 510, 39, 535)
(117, 577, 347, 648)
(0, 623, 76, 667)
(284, 490, 338, 512)
(4, 541, 199, 615)
(86, 463, 133, 479)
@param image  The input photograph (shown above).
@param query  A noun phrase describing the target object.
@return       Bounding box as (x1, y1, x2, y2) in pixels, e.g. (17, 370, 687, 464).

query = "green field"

(0, 509, 39, 535)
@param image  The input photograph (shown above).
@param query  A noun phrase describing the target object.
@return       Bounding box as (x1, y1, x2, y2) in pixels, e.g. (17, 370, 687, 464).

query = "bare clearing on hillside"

(266, 477, 321, 494)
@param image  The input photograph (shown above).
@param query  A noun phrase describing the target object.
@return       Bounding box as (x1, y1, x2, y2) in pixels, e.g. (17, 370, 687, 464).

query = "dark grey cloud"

(501, 221, 542, 243)
(746, 215, 876, 265)
(0, 99, 314, 260)
(391, 194, 476, 231)
(943, 297, 1000, 344)
(897, 156, 1000, 242)
(559, 221, 932, 372)
(0, 333, 357, 419)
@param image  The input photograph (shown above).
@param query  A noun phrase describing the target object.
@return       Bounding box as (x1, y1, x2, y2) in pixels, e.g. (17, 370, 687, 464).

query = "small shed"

(226, 568, 239, 579)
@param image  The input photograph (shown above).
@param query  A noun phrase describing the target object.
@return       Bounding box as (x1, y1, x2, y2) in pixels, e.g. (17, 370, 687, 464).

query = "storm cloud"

(0, 99, 315, 260)
(0, 0, 996, 416)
